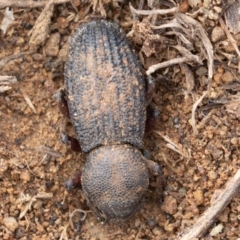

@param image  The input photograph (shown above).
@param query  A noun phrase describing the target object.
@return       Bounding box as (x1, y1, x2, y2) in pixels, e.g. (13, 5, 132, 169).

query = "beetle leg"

(146, 76, 156, 104)
(61, 133, 82, 152)
(65, 169, 82, 191)
(145, 106, 160, 135)
(143, 157, 161, 177)
(145, 76, 159, 134)
(54, 87, 70, 118)
(55, 89, 82, 152)
(143, 157, 164, 198)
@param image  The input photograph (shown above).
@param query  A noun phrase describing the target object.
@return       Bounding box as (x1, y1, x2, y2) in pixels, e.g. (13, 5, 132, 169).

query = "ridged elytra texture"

(64, 20, 149, 222)
(65, 20, 146, 153)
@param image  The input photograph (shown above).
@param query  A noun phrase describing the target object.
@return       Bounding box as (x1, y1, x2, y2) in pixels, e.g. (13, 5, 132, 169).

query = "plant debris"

(0, 7, 14, 35)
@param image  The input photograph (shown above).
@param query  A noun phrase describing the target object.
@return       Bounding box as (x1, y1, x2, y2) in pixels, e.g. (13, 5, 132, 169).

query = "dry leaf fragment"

(180, 63, 194, 93)
(141, 34, 168, 57)
(0, 7, 14, 35)
(17, 192, 53, 219)
(21, 89, 37, 114)
(131, 21, 171, 57)
(177, 13, 214, 80)
(29, 0, 54, 51)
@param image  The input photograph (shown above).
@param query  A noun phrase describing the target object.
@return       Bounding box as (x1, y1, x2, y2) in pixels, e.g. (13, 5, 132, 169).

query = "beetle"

(56, 20, 161, 223)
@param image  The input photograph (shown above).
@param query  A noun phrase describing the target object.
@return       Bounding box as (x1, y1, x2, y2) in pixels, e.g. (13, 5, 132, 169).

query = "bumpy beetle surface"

(64, 20, 149, 222)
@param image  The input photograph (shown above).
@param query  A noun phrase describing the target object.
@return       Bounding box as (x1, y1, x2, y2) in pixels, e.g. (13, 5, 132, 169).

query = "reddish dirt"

(1, 1, 240, 239)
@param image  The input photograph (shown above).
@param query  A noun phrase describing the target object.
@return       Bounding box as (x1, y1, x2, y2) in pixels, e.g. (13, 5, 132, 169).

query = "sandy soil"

(1, 0, 240, 239)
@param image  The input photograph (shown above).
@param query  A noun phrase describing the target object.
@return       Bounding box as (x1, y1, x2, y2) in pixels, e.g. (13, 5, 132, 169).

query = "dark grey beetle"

(63, 20, 160, 222)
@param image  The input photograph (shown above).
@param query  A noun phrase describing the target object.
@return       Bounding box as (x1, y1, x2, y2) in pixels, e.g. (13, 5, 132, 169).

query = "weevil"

(57, 20, 161, 223)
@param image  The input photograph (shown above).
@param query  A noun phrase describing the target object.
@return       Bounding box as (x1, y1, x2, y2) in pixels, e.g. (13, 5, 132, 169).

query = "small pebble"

(193, 189, 204, 205)
(231, 137, 239, 146)
(208, 170, 218, 180)
(161, 196, 177, 215)
(147, 218, 156, 228)
(196, 67, 207, 76)
(57, 17, 69, 29)
(20, 170, 31, 182)
(16, 37, 25, 46)
(134, 218, 141, 228)
(179, 188, 187, 195)
(222, 71, 234, 83)
(44, 33, 61, 57)
(152, 227, 162, 236)
(213, 72, 223, 85)
(208, 10, 219, 20)
(211, 26, 225, 42)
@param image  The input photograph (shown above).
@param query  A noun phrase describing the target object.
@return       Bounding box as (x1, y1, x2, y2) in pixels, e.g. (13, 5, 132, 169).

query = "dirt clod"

(44, 32, 61, 57)
(3, 217, 19, 232)
(19, 169, 30, 181)
(193, 189, 204, 206)
(161, 195, 178, 215)
(211, 26, 225, 42)
(221, 71, 234, 83)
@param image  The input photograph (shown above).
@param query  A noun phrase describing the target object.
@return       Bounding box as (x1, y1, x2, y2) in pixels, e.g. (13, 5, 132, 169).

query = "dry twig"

(147, 55, 200, 75)
(29, 0, 55, 50)
(219, 17, 240, 58)
(176, 13, 213, 80)
(0, 0, 70, 8)
(60, 209, 89, 240)
(0, 51, 31, 69)
(20, 89, 37, 114)
(0, 75, 17, 84)
(160, 152, 178, 173)
(17, 192, 53, 219)
(175, 14, 213, 134)
(129, 3, 177, 16)
(150, 21, 194, 49)
(190, 91, 208, 135)
(178, 168, 240, 240)
(39, 146, 62, 158)
(155, 131, 190, 158)
(0, 75, 17, 92)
